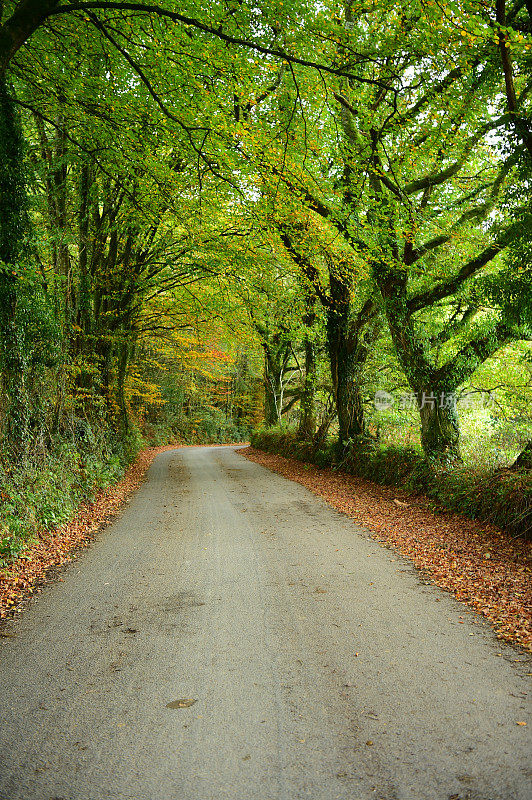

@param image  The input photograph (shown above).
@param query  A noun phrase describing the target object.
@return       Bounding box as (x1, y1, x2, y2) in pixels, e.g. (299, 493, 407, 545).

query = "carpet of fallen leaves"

(0, 445, 180, 619)
(242, 447, 532, 653)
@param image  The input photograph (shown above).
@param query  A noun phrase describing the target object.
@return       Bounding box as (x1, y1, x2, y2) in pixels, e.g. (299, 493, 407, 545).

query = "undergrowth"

(0, 412, 250, 571)
(143, 415, 250, 446)
(0, 425, 141, 569)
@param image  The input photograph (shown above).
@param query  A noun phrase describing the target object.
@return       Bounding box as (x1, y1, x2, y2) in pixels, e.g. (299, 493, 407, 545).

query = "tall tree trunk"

(313, 393, 336, 448)
(74, 158, 94, 400)
(496, 0, 532, 161)
(418, 390, 461, 464)
(53, 105, 72, 314)
(326, 307, 365, 442)
(263, 381, 278, 426)
(298, 334, 317, 438)
(0, 77, 29, 447)
(298, 289, 317, 438)
(278, 228, 376, 445)
(262, 336, 291, 426)
(325, 273, 366, 444)
(263, 352, 282, 426)
(380, 281, 464, 466)
(116, 334, 130, 434)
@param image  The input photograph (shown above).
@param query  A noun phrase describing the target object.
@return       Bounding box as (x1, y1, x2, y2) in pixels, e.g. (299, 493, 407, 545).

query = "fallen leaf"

(0, 446, 180, 621)
(166, 699, 197, 709)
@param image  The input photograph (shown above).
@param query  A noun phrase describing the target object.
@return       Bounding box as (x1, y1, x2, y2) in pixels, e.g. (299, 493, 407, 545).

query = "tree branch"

(406, 234, 450, 265)
(50, 2, 394, 89)
(434, 323, 515, 388)
(407, 221, 521, 313)
(0, 0, 60, 74)
(496, 0, 532, 159)
(403, 116, 510, 195)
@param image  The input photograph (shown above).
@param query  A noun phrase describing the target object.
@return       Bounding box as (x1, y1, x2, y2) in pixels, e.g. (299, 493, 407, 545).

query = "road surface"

(0, 445, 530, 800)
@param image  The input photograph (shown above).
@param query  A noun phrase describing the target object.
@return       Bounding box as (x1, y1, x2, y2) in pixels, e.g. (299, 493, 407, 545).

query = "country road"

(0, 445, 530, 800)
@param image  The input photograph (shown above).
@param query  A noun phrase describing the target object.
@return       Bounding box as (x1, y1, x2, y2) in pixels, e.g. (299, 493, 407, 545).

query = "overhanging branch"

(50, 2, 395, 89)
(407, 221, 521, 313)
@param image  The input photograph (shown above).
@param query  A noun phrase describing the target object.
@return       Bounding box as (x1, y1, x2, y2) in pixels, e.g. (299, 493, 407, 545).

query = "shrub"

(429, 466, 532, 539)
(146, 408, 251, 447)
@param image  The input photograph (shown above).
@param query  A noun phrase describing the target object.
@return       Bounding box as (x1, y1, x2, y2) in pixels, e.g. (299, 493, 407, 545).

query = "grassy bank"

(0, 427, 144, 569)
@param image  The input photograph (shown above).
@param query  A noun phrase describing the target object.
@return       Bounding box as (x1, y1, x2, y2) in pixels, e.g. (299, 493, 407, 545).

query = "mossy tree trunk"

(298, 292, 318, 438)
(418, 391, 461, 465)
(326, 307, 365, 443)
(325, 258, 377, 445)
(376, 257, 514, 467)
(0, 77, 29, 448)
(378, 271, 464, 466)
(279, 225, 377, 445)
(116, 333, 131, 434)
(298, 334, 317, 438)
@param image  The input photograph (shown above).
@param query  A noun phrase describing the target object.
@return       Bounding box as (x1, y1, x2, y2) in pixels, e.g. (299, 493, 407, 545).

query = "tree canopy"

(0, 0, 530, 480)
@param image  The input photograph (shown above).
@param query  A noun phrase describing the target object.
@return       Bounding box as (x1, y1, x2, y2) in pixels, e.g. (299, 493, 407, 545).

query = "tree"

(264, 1, 532, 463)
(277, 218, 378, 443)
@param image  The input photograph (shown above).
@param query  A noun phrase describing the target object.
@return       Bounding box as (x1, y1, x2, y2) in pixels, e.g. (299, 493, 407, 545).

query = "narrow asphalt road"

(0, 445, 530, 800)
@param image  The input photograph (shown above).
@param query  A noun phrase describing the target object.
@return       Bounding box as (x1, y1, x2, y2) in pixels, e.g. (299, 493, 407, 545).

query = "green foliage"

(0, 427, 139, 569)
(427, 468, 532, 541)
(251, 425, 319, 461)
(146, 408, 251, 446)
(112, 426, 146, 467)
(338, 440, 432, 493)
(0, 0, 531, 564)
